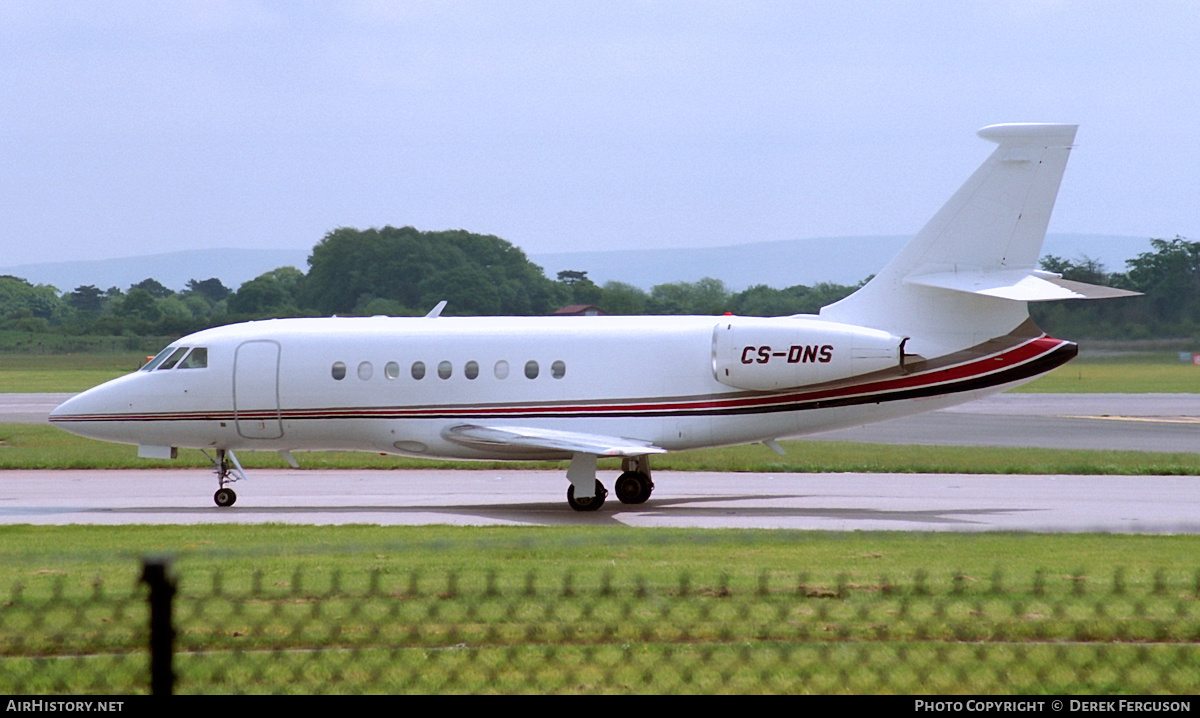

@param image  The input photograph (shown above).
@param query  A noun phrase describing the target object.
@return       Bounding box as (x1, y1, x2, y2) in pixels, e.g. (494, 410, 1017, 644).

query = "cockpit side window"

(157, 347, 190, 371)
(177, 347, 208, 369)
(141, 346, 178, 372)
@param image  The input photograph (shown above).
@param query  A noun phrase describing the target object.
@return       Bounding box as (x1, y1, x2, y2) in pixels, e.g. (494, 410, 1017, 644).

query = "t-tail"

(820, 123, 1136, 367)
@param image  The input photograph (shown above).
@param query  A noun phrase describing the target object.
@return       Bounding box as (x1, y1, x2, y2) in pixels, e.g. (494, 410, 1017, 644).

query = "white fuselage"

(49, 313, 1074, 461)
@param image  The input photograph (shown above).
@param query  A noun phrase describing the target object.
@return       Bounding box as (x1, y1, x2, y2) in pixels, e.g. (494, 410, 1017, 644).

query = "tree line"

(1030, 235, 1199, 339)
(0, 226, 1193, 348)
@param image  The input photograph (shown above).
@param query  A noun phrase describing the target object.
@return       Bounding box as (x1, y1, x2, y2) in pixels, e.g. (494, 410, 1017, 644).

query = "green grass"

(5, 525, 1194, 584)
(3, 526, 1199, 694)
(6, 422, 1200, 474)
(1015, 351, 1200, 393)
(0, 353, 146, 393)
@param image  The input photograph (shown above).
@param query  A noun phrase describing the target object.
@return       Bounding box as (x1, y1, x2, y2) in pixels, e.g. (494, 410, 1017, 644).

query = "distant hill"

(0, 234, 1152, 293)
(0, 248, 310, 293)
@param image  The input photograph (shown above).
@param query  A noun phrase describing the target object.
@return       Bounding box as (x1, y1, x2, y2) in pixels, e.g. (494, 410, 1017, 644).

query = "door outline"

(233, 340, 284, 439)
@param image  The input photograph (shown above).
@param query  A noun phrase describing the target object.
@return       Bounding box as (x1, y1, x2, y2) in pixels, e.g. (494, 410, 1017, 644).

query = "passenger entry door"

(234, 340, 284, 439)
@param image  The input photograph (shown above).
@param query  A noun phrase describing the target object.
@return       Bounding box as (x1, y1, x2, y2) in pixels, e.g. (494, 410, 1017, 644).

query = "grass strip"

(4, 422, 1200, 474)
(1009, 352, 1200, 394)
(5, 525, 1196, 587)
(0, 353, 148, 393)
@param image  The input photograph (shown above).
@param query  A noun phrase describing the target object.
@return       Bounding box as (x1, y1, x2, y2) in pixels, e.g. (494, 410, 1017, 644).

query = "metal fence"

(3, 559, 1200, 694)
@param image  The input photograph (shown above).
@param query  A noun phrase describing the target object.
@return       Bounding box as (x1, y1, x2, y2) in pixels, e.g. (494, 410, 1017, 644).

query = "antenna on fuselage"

(425, 300, 448, 318)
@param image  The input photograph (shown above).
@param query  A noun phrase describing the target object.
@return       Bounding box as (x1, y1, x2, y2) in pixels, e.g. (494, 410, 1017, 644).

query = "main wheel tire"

(567, 480, 607, 511)
(214, 487, 237, 507)
(615, 471, 653, 504)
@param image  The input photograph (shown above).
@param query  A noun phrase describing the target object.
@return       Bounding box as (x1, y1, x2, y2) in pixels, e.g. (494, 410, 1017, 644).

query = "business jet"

(50, 124, 1134, 511)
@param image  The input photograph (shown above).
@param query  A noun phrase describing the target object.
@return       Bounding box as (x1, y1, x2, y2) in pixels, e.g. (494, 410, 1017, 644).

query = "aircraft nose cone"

(46, 376, 139, 444)
(48, 392, 85, 423)
(48, 394, 79, 420)
(48, 388, 107, 431)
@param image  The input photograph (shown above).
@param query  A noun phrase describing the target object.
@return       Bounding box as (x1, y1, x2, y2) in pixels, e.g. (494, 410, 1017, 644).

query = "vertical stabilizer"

(820, 123, 1077, 355)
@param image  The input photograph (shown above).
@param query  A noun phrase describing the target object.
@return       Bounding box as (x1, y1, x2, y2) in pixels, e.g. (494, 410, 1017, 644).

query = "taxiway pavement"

(2, 468, 1198, 533)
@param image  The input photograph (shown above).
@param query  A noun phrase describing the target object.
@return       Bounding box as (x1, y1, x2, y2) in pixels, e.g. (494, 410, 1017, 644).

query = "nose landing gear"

(205, 449, 247, 507)
(214, 486, 237, 508)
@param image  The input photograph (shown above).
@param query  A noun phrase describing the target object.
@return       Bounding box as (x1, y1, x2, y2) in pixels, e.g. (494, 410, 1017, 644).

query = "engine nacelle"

(712, 316, 903, 391)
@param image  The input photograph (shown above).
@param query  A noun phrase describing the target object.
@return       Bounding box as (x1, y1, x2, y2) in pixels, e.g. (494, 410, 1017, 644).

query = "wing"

(442, 423, 667, 459)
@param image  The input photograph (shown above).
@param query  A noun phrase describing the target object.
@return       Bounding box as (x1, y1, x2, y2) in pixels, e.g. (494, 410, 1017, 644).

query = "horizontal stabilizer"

(906, 270, 1141, 302)
(443, 424, 666, 457)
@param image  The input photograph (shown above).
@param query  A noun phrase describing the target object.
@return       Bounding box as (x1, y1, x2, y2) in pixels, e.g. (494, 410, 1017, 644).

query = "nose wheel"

(214, 487, 237, 507)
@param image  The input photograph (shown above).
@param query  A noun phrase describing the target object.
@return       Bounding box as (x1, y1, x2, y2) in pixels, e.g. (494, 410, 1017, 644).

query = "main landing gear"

(205, 449, 247, 508)
(567, 480, 608, 511)
(565, 454, 654, 512)
(614, 469, 653, 504)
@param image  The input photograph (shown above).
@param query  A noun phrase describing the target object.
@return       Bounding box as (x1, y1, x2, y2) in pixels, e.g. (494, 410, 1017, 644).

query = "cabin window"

(157, 347, 190, 371)
(494, 360, 509, 379)
(358, 361, 373, 381)
(438, 361, 453, 379)
(524, 360, 539, 379)
(331, 362, 347, 380)
(551, 360, 566, 379)
(464, 360, 479, 380)
(177, 347, 208, 369)
(411, 361, 426, 380)
(385, 362, 400, 380)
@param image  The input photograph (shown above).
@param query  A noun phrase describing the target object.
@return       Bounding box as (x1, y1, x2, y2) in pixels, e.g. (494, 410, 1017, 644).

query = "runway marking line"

(1065, 415, 1200, 425)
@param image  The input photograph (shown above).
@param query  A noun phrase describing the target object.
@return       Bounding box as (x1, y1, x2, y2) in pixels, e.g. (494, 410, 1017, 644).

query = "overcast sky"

(2, 1, 1196, 267)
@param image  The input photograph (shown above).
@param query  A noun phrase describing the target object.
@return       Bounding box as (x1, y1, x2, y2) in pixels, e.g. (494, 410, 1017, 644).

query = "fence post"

(141, 557, 176, 696)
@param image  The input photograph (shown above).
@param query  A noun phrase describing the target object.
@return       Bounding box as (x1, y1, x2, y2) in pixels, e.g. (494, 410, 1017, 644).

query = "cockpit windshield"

(141, 346, 178, 371)
(158, 347, 190, 370)
(140, 346, 208, 371)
